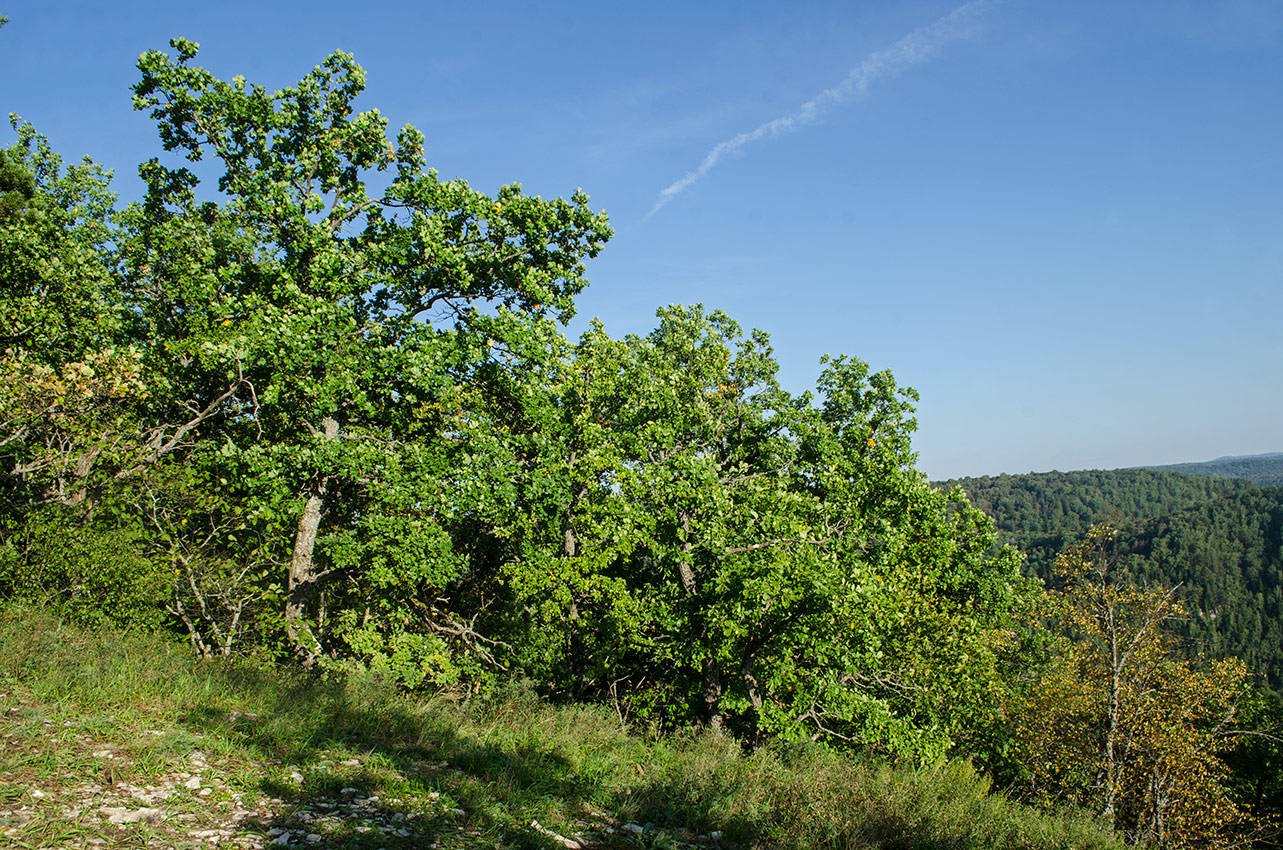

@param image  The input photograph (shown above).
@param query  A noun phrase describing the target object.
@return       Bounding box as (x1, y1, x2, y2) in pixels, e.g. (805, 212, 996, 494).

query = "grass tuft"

(0, 606, 1124, 849)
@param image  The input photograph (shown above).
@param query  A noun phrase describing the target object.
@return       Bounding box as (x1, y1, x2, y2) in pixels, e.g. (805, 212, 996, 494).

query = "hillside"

(942, 468, 1283, 688)
(1142, 453, 1283, 487)
(938, 468, 1260, 572)
(0, 610, 1127, 850)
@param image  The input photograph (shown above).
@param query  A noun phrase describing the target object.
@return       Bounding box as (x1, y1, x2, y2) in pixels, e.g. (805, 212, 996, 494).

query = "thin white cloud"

(647, 0, 997, 218)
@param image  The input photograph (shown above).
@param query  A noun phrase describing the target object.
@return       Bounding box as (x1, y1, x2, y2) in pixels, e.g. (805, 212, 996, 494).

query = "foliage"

(1011, 526, 1257, 849)
(0, 506, 169, 631)
(941, 468, 1261, 577)
(4, 35, 1029, 773)
(3, 39, 612, 680)
(946, 469, 1283, 690)
(494, 305, 1029, 762)
(1150, 454, 1283, 488)
(1220, 687, 1283, 837)
(122, 38, 611, 671)
(0, 121, 145, 510)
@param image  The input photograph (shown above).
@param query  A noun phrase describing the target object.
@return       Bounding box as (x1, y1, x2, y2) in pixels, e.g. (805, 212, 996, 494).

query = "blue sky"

(3, 0, 1280, 479)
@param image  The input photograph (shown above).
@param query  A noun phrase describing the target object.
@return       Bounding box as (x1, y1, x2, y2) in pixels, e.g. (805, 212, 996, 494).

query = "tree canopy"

(0, 40, 1032, 764)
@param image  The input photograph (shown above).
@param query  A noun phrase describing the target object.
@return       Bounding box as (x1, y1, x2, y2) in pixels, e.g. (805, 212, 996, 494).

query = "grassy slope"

(0, 609, 1124, 850)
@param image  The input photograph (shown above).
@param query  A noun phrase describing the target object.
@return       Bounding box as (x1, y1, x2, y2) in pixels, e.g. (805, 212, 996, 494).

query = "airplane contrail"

(646, 0, 997, 218)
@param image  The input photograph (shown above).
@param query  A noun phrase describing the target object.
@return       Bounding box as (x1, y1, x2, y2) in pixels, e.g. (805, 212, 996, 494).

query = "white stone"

(100, 806, 165, 825)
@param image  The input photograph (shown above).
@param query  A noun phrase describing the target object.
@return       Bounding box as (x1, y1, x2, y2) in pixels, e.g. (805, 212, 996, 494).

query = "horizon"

(936, 448, 1283, 481)
(3, 1, 1280, 480)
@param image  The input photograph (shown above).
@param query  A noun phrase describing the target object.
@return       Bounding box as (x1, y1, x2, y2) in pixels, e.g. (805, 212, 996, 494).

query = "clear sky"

(2, 0, 1279, 479)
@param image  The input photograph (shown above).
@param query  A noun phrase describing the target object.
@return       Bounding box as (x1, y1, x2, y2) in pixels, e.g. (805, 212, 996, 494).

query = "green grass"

(0, 607, 1126, 849)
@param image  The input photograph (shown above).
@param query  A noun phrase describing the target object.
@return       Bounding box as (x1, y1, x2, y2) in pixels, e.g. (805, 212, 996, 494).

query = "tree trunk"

(740, 654, 765, 747)
(563, 471, 590, 698)
(285, 416, 337, 666)
(1101, 604, 1121, 824)
(702, 656, 724, 734)
(677, 511, 723, 732)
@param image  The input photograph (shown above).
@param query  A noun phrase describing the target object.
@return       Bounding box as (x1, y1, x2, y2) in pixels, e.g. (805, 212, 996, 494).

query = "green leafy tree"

(775, 354, 1027, 760)
(0, 123, 184, 627)
(2, 40, 610, 673)
(0, 122, 152, 511)
(496, 306, 1026, 760)
(122, 39, 611, 667)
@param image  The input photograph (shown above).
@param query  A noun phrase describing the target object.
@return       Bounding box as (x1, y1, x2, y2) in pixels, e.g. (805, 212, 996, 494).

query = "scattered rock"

(100, 805, 165, 825)
(531, 819, 583, 848)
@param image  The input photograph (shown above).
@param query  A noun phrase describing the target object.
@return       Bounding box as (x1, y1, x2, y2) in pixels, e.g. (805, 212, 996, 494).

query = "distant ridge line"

(1132, 452, 1283, 488)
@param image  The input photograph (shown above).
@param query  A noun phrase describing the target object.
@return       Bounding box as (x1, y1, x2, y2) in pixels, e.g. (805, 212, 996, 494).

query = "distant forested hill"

(939, 469, 1260, 574)
(941, 468, 1283, 688)
(1142, 452, 1283, 487)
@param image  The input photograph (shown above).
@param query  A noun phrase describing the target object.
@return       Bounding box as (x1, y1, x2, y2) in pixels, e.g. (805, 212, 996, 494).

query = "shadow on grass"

(1, 610, 1127, 850)
(178, 670, 610, 850)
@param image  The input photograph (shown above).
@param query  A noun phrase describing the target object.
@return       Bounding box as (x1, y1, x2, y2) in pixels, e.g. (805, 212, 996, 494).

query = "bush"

(0, 506, 168, 631)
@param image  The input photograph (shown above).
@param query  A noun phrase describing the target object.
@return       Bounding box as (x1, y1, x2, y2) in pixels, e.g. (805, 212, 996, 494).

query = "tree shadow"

(177, 669, 624, 849)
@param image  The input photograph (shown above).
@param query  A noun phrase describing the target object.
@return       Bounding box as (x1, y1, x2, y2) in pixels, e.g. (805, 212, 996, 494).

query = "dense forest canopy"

(940, 469, 1262, 573)
(1143, 454, 1283, 488)
(2, 36, 1278, 850)
(946, 468, 1283, 689)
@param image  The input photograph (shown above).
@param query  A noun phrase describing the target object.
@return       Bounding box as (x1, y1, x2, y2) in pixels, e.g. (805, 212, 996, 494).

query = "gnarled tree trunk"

(285, 416, 338, 666)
